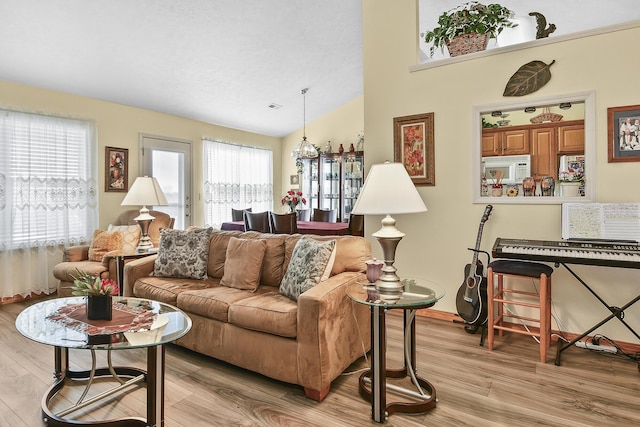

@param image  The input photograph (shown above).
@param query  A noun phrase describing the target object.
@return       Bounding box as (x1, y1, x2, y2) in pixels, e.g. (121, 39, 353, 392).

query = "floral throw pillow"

(153, 228, 213, 279)
(279, 236, 336, 301)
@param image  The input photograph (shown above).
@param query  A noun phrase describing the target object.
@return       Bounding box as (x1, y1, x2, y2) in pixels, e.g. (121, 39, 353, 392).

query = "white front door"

(140, 134, 192, 229)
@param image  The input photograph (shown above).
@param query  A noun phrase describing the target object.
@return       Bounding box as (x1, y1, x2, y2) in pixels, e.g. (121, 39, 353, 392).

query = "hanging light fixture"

(290, 88, 318, 159)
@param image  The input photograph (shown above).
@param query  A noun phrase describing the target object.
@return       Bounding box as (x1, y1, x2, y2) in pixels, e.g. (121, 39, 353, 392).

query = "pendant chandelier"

(291, 88, 318, 159)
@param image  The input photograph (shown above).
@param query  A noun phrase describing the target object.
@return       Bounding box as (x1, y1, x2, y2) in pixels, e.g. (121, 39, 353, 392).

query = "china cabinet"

(300, 151, 364, 222)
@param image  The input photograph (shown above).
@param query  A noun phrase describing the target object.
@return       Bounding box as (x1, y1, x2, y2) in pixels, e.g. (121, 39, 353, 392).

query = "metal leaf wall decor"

(503, 60, 555, 97)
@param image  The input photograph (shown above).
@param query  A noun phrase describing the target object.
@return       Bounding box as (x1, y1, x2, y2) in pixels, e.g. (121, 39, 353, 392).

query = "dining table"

(220, 220, 351, 236)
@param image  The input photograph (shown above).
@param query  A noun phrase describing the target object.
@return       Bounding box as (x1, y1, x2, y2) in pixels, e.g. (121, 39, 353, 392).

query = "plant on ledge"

(281, 189, 306, 213)
(69, 269, 119, 296)
(422, 1, 517, 57)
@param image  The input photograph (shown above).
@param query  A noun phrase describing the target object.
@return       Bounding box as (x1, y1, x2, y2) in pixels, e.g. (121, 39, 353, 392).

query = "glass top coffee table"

(347, 279, 445, 423)
(15, 296, 192, 426)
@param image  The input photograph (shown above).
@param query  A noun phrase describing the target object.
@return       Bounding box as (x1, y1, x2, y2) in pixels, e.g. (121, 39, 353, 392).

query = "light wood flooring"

(1, 297, 639, 426)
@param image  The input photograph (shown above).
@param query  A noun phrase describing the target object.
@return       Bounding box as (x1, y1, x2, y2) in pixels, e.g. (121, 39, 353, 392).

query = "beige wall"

(0, 80, 282, 229)
(361, 1, 640, 342)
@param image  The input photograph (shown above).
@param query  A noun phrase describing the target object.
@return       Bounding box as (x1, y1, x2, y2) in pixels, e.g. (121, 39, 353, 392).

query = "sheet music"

(562, 203, 640, 241)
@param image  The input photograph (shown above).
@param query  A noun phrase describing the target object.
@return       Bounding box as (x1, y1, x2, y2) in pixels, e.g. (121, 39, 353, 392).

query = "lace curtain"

(203, 139, 273, 229)
(0, 110, 98, 298)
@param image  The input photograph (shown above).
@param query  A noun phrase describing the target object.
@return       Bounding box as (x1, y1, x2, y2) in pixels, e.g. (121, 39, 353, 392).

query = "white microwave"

(482, 154, 531, 185)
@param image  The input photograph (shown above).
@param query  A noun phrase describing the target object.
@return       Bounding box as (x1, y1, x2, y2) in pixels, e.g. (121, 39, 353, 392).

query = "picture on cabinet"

(105, 146, 128, 192)
(393, 112, 435, 186)
(607, 104, 640, 162)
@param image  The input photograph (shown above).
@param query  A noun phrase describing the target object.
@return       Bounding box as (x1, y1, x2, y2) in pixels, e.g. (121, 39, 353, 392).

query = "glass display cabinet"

(300, 151, 364, 222)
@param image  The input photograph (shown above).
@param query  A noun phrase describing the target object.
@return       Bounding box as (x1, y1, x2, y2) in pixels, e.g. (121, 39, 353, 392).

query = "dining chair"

(348, 214, 364, 237)
(268, 212, 298, 234)
(231, 207, 252, 222)
(312, 208, 337, 223)
(243, 211, 271, 233)
(297, 209, 311, 222)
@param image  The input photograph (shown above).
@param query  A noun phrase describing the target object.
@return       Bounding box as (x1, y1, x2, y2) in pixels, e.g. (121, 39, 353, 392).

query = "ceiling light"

(291, 88, 318, 159)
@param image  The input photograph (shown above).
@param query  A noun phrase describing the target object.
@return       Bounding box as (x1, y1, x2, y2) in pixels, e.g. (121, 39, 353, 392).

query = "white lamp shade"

(121, 176, 169, 207)
(351, 162, 427, 215)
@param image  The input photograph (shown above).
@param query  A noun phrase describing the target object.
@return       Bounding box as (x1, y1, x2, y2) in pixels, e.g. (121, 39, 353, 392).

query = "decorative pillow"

(279, 236, 336, 301)
(320, 244, 337, 282)
(107, 224, 141, 254)
(220, 237, 267, 291)
(153, 228, 213, 279)
(88, 229, 124, 262)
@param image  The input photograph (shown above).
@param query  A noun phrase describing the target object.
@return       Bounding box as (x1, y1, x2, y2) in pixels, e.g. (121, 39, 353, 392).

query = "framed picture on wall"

(290, 174, 300, 187)
(608, 104, 640, 162)
(393, 112, 435, 186)
(105, 146, 129, 192)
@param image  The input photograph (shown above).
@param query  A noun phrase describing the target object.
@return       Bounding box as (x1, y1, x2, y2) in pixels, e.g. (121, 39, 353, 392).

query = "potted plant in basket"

(281, 189, 307, 215)
(422, 1, 518, 57)
(69, 269, 119, 320)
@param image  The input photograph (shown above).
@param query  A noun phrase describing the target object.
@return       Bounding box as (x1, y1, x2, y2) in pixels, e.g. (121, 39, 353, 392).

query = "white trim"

(411, 19, 640, 72)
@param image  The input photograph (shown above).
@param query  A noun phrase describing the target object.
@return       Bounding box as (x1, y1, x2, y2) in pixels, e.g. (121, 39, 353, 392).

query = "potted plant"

(69, 269, 119, 320)
(423, 1, 518, 57)
(558, 169, 584, 197)
(281, 189, 307, 214)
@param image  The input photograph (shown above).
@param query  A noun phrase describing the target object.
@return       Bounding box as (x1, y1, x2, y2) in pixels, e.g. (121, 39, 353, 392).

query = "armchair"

(53, 209, 174, 296)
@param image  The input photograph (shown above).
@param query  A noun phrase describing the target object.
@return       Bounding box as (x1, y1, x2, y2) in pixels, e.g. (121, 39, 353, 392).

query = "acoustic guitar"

(455, 205, 492, 328)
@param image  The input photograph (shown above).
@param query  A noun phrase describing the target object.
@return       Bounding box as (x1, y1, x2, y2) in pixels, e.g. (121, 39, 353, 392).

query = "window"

(0, 110, 98, 249)
(203, 139, 273, 228)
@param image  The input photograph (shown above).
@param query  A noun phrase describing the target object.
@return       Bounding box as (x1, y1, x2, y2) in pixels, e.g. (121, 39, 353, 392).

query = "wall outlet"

(575, 341, 617, 353)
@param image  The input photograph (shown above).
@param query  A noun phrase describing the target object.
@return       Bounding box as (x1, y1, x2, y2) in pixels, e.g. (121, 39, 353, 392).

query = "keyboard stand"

(554, 262, 640, 365)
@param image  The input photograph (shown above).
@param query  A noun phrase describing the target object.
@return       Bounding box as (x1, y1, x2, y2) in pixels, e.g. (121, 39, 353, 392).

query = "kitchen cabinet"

(558, 123, 585, 154)
(482, 128, 529, 156)
(531, 128, 557, 180)
(300, 151, 364, 222)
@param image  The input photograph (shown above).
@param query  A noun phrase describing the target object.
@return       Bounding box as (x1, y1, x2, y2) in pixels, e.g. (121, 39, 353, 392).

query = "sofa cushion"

(239, 231, 287, 287)
(154, 227, 212, 279)
(107, 224, 141, 254)
(133, 276, 216, 305)
(88, 229, 124, 262)
(228, 291, 298, 338)
(220, 237, 267, 291)
(53, 261, 108, 282)
(279, 236, 336, 301)
(207, 230, 244, 279)
(177, 285, 273, 322)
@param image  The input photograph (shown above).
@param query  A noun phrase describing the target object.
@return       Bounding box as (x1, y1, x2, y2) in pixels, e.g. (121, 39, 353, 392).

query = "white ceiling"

(0, 0, 363, 138)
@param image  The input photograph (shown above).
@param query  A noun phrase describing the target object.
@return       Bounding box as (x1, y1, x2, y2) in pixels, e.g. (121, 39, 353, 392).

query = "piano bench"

(487, 260, 553, 363)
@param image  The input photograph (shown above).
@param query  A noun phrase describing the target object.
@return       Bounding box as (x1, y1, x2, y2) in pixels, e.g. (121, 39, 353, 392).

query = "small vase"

(560, 182, 581, 197)
(491, 186, 503, 197)
(87, 295, 112, 320)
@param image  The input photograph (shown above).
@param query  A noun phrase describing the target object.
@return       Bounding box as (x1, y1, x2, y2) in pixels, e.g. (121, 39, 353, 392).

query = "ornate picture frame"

(608, 104, 640, 162)
(105, 146, 129, 192)
(393, 112, 435, 186)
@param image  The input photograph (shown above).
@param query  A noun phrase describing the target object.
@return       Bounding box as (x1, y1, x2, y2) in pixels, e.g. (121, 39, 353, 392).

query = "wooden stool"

(487, 260, 553, 363)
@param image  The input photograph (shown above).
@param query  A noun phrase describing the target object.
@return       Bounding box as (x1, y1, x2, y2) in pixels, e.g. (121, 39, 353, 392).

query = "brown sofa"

(53, 210, 174, 296)
(123, 229, 372, 401)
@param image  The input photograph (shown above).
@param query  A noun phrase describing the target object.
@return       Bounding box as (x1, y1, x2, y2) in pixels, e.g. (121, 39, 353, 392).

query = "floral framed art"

(393, 112, 435, 186)
(608, 104, 640, 162)
(105, 146, 128, 192)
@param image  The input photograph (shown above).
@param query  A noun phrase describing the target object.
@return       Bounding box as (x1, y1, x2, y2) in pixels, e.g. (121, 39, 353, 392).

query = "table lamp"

(121, 176, 169, 252)
(351, 162, 427, 293)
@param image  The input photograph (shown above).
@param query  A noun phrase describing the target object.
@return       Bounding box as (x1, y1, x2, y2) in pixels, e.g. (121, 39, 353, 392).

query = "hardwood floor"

(2, 297, 639, 426)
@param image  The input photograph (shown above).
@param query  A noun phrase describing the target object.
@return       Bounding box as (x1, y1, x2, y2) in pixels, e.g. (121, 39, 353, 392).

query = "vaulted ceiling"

(0, 0, 363, 138)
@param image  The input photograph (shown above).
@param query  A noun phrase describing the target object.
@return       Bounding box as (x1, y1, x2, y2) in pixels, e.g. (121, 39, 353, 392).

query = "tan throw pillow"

(107, 224, 141, 254)
(88, 229, 124, 262)
(220, 237, 267, 292)
(279, 237, 336, 301)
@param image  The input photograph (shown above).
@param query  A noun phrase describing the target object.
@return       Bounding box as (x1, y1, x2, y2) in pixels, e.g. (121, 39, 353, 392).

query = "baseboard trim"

(416, 308, 640, 355)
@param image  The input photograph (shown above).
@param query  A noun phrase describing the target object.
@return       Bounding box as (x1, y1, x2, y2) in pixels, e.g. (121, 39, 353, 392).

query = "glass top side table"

(15, 296, 191, 426)
(347, 279, 445, 423)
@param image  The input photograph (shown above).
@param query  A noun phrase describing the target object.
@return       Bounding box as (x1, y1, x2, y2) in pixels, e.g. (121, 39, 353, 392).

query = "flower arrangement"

(422, 1, 517, 57)
(558, 168, 584, 183)
(69, 269, 119, 296)
(281, 189, 306, 213)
